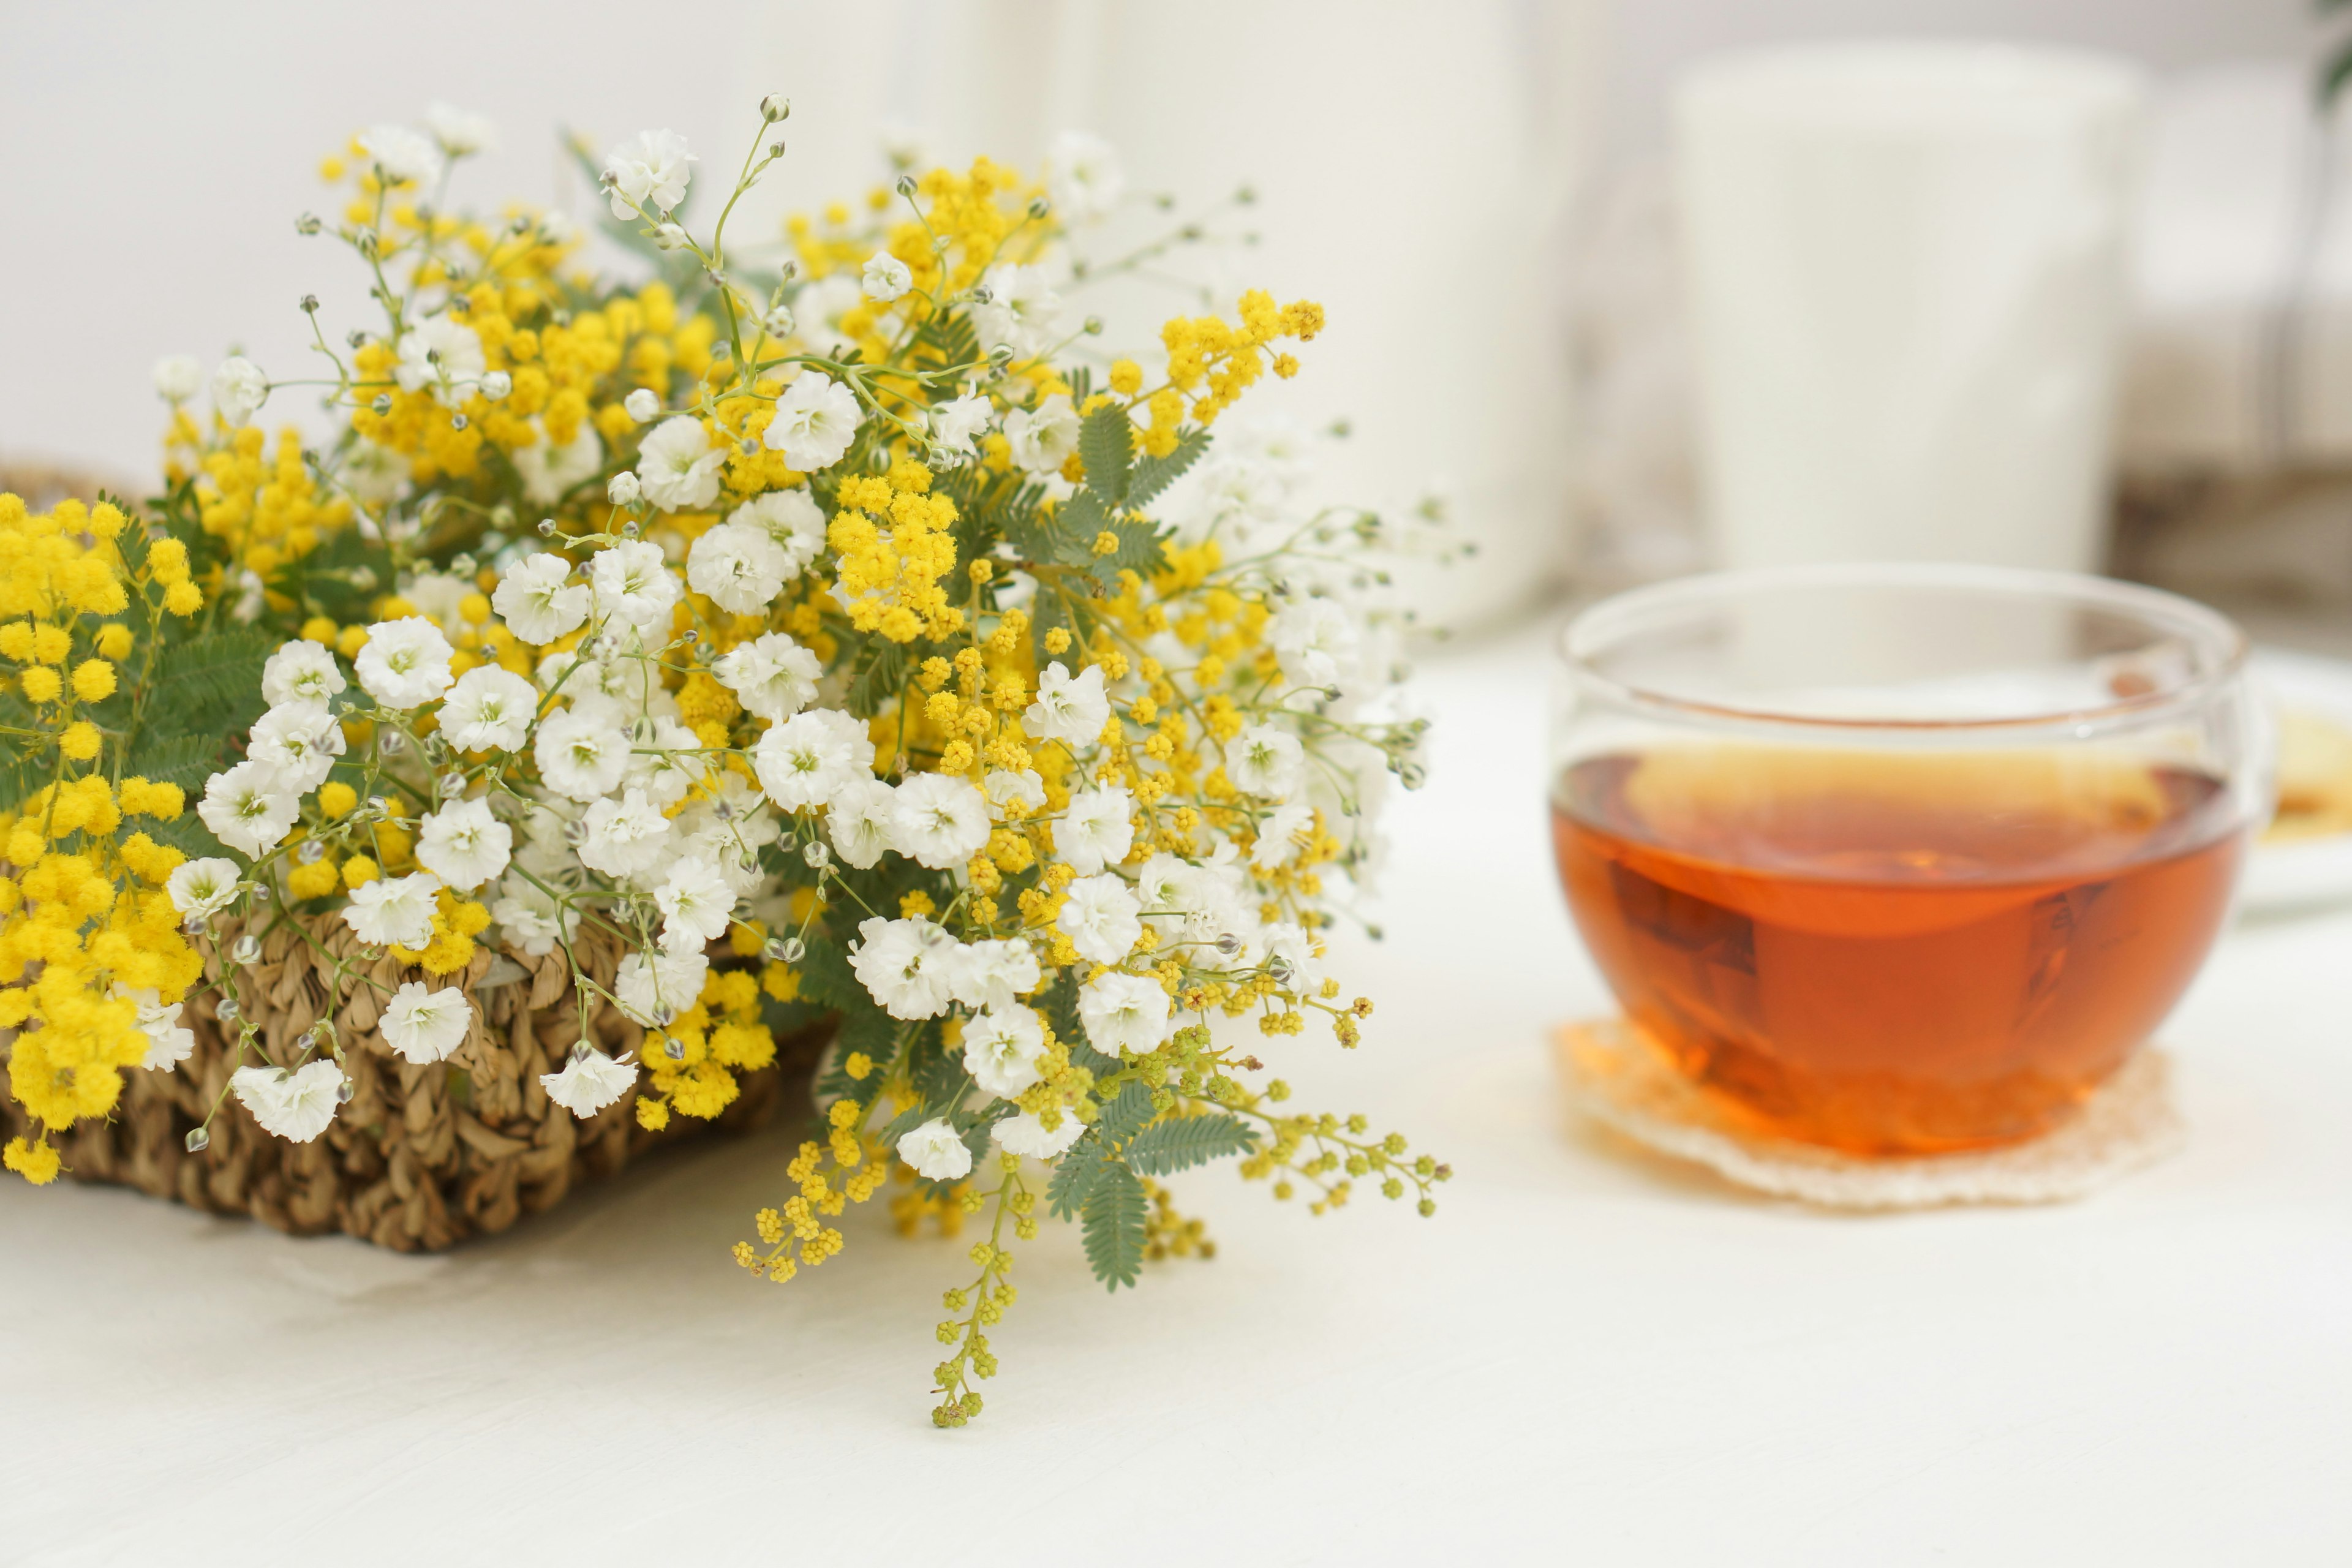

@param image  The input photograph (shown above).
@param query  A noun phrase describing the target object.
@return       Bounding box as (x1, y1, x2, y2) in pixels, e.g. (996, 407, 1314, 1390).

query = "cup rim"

(1558, 562, 2250, 733)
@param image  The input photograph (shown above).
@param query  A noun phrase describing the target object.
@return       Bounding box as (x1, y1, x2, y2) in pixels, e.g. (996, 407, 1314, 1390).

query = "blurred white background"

(0, 0, 2323, 626)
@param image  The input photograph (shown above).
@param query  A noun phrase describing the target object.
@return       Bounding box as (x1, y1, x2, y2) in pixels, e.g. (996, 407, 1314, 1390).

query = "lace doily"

(1552, 1018, 2184, 1210)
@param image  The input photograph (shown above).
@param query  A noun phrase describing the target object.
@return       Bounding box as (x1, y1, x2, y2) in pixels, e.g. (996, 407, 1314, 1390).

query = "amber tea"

(1552, 745, 2244, 1154)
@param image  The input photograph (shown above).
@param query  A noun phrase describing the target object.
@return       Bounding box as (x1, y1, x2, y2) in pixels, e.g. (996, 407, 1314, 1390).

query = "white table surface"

(5, 621, 2349, 1566)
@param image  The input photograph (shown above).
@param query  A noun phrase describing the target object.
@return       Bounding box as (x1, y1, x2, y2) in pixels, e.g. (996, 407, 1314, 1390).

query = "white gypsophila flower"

(360, 123, 443, 185)
(615, 948, 708, 1025)
(634, 416, 725, 513)
(1003, 393, 1080, 475)
(198, 761, 298, 858)
(889, 773, 991, 870)
(1260, 920, 1321, 987)
(1024, 660, 1109, 745)
(541, 1047, 637, 1118)
(355, 617, 456, 708)
(588, 538, 681, 629)
(1272, 597, 1360, 691)
(138, 1001, 196, 1072)
(927, 392, 993, 457)
(416, 798, 512, 891)
(602, 128, 695, 218)
(653, 222, 689, 252)
(794, 273, 863, 352)
(1057, 785, 1134, 875)
(439, 665, 538, 752)
(763, 373, 863, 472)
(493, 551, 590, 645)
(482, 370, 513, 401)
(729, 488, 827, 576)
(608, 471, 643, 507)
(1058, 874, 1143, 964)
(824, 776, 898, 870)
(972, 263, 1062, 360)
(1227, 722, 1305, 801)
(754, 707, 874, 812)
(578, 789, 673, 879)
(341, 871, 442, 949)
(232, 1061, 344, 1143)
(533, 709, 630, 801)
(862, 249, 913, 303)
(760, 303, 796, 339)
(686, 520, 789, 614)
(165, 858, 241, 918)
(897, 1116, 973, 1181)
(995, 1107, 1085, 1159)
(1046, 130, 1123, 222)
(260, 639, 345, 709)
(1251, 800, 1316, 870)
(338, 439, 407, 508)
(423, 100, 497, 156)
(962, 1003, 1047, 1098)
(491, 876, 575, 957)
(624, 717, 705, 811)
(211, 356, 269, 427)
(1080, 970, 1170, 1054)
(624, 387, 660, 423)
(655, 855, 734, 955)
(382, 981, 473, 1065)
(510, 420, 603, 508)
(712, 630, 820, 721)
(945, 938, 1042, 1015)
(394, 315, 486, 405)
(850, 916, 956, 1020)
(982, 768, 1047, 821)
(153, 355, 202, 402)
(245, 704, 344, 793)
(398, 570, 473, 637)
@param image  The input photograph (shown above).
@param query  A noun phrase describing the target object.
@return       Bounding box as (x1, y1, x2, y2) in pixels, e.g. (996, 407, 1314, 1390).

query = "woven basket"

(1, 917, 827, 1251)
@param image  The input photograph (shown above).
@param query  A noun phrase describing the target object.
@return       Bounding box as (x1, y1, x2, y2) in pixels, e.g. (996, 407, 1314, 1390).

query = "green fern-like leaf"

(1077, 404, 1134, 504)
(1046, 1134, 1109, 1219)
(1093, 1080, 1155, 1145)
(1126, 429, 1210, 507)
(1121, 1112, 1259, 1175)
(1080, 1159, 1147, 1291)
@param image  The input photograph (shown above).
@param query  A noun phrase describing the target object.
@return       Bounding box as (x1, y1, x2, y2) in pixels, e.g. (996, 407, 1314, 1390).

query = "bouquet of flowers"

(0, 96, 1446, 1423)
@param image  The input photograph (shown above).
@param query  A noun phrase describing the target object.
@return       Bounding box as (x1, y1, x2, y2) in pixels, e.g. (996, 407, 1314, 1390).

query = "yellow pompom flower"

(4, 1137, 60, 1186)
(70, 659, 116, 703)
(58, 722, 100, 762)
(20, 666, 61, 704)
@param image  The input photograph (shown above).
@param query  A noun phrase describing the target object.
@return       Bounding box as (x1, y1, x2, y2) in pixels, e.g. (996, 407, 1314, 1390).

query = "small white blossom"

(962, 1004, 1047, 1097)
(655, 855, 735, 955)
(1080, 970, 1170, 1053)
(589, 538, 682, 629)
(359, 123, 443, 186)
(439, 665, 538, 752)
(928, 392, 994, 456)
(137, 1000, 195, 1073)
(541, 1047, 637, 1118)
(1004, 393, 1080, 475)
(382, 981, 473, 1065)
(615, 949, 709, 1025)
(634, 417, 725, 513)
(897, 1116, 973, 1181)
(850, 916, 956, 1019)
(165, 858, 241, 918)
(760, 303, 796, 339)
(602, 128, 695, 218)
(198, 761, 298, 858)
(889, 773, 991, 870)
(862, 249, 913, 302)
(1272, 597, 1360, 690)
(416, 798, 512, 891)
(510, 420, 603, 508)
(246, 704, 344, 793)
(578, 789, 673, 879)
(1057, 785, 1134, 875)
(653, 222, 689, 251)
(341, 871, 442, 949)
(424, 102, 497, 157)
(686, 520, 789, 614)
(394, 315, 486, 405)
(624, 387, 661, 423)
(624, 717, 705, 810)
(153, 355, 202, 402)
(533, 709, 630, 801)
(754, 708, 874, 812)
(491, 876, 576, 957)
(1024, 661, 1109, 745)
(1058, 874, 1142, 963)
(1046, 130, 1124, 222)
(972, 263, 1062, 360)
(1251, 801, 1316, 869)
(763, 374, 864, 472)
(355, 617, 456, 708)
(260, 639, 345, 709)
(232, 1061, 344, 1142)
(729, 488, 827, 576)
(1228, 723, 1305, 801)
(492, 552, 590, 645)
(995, 1107, 1085, 1159)
(824, 776, 898, 870)
(712, 630, 820, 721)
(943, 938, 1041, 1013)
(210, 356, 269, 427)
(608, 472, 642, 507)
(480, 370, 511, 401)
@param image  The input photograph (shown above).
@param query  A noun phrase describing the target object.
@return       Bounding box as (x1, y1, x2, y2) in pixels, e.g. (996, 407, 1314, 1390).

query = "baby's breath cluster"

(5, 99, 1445, 1425)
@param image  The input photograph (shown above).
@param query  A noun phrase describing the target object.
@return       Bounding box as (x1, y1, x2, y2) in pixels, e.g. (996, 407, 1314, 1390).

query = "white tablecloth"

(5, 624, 2349, 1566)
